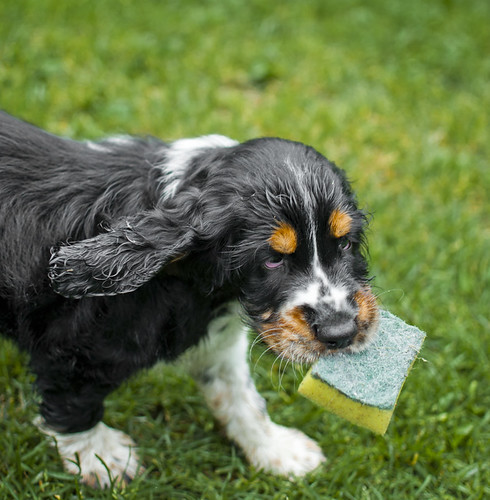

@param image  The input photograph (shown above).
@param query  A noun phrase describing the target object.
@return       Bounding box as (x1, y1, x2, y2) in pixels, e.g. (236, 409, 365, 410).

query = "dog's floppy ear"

(49, 208, 195, 298)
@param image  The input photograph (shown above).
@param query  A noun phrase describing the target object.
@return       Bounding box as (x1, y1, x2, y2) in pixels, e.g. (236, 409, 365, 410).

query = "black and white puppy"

(0, 111, 378, 487)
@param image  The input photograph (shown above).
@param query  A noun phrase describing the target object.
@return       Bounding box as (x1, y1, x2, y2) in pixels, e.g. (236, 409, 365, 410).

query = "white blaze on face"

(283, 267, 351, 316)
(282, 226, 352, 317)
(312, 255, 351, 311)
(280, 159, 354, 315)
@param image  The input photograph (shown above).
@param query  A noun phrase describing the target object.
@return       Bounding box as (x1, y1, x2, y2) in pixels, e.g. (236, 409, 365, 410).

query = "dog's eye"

(265, 256, 284, 269)
(339, 238, 352, 251)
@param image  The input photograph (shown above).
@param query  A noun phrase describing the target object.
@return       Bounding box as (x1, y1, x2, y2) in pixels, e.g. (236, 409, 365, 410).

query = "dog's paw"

(38, 420, 141, 488)
(246, 423, 326, 478)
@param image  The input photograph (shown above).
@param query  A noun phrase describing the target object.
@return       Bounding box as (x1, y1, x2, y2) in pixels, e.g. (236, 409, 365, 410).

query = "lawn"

(0, 0, 488, 498)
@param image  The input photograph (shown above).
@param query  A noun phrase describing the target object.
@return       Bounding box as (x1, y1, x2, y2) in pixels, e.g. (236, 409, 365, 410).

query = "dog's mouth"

(256, 288, 379, 364)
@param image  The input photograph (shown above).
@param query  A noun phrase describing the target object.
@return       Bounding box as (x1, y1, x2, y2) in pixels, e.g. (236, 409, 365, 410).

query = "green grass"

(0, 0, 489, 498)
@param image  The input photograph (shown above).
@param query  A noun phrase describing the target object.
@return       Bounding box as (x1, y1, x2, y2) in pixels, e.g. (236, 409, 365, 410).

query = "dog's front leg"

(37, 419, 139, 488)
(183, 302, 326, 478)
(32, 358, 141, 488)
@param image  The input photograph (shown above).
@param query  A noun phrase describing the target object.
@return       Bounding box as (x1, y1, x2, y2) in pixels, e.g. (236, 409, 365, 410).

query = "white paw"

(38, 420, 141, 487)
(246, 423, 326, 478)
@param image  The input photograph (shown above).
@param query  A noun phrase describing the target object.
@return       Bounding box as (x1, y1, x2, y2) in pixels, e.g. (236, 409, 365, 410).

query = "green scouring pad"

(298, 310, 426, 435)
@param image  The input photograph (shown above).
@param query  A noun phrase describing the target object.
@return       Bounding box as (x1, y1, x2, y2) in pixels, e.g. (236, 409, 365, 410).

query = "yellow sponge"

(298, 310, 426, 435)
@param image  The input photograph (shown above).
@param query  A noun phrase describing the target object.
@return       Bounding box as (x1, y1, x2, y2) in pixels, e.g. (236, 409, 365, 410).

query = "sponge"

(298, 310, 426, 435)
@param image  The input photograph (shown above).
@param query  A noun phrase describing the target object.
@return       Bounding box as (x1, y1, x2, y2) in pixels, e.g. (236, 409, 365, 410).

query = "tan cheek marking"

(269, 222, 297, 254)
(354, 288, 379, 326)
(284, 307, 316, 341)
(329, 209, 352, 238)
(261, 307, 317, 349)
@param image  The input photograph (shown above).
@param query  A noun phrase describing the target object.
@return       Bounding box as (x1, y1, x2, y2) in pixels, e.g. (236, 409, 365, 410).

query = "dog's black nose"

(304, 307, 357, 350)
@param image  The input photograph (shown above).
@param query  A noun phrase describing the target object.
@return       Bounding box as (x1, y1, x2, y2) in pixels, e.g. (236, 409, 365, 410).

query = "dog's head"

(49, 138, 378, 363)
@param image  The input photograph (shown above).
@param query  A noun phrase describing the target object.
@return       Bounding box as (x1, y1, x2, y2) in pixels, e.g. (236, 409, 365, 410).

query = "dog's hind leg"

(183, 302, 326, 478)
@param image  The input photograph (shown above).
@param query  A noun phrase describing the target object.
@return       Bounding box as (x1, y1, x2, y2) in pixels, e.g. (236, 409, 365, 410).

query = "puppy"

(0, 111, 378, 487)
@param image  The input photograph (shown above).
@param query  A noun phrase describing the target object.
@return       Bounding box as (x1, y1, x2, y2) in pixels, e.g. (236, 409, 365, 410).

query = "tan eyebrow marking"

(269, 222, 298, 254)
(329, 209, 352, 238)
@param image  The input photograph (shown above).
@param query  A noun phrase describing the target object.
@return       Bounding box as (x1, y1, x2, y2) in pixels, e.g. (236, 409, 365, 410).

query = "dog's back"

(0, 112, 166, 314)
